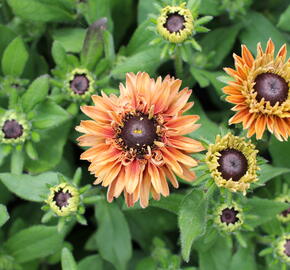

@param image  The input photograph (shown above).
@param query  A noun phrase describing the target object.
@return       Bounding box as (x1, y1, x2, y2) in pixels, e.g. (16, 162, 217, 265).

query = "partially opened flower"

(214, 202, 243, 232)
(205, 133, 259, 194)
(276, 195, 290, 223)
(76, 72, 204, 208)
(223, 39, 290, 141)
(46, 182, 80, 217)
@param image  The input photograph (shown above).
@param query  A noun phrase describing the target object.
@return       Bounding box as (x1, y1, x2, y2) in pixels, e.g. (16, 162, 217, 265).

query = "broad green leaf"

(51, 41, 69, 69)
(5, 225, 63, 263)
(32, 100, 71, 130)
(269, 137, 290, 168)
(252, 164, 290, 188)
(0, 24, 16, 65)
(240, 11, 288, 53)
(126, 21, 155, 55)
(81, 18, 106, 70)
(150, 193, 183, 214)
(245, 197, 288, 228)
(111, 48, 163, 79)
(277, 5, 290, 31)
(198, 236, 231, 270)
(78, 255, 103, 270)
(200, 24, 242, 69)
(25, 121, 71, 173)
(0, 172, 59, 202)
(136, 257, 157, 270)
(0, 204, 9, 227)
(95, 201, 132, 270)
(137, 0, 156, 24)
(7, 0, 74, 22)
(22, 75, 49, 112)
(188, 97, 219, 142)
(229, 245, 257, 270)
(1, 36, 28, 77)
(179, 190, 208, 262)
(52, 28, 86, 53)
(61, 248, 77, 270)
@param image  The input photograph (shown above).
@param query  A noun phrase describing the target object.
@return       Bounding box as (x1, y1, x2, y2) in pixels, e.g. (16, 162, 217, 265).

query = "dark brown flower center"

(217, 149, 248, 181)
(53, 189, 72, 209)
(120, 115, 157, 151)
(254, 73, 288, 106)
(284, 239, 290, 257)
(2, 120, 23, 139)
(220, 207, 239, 225)
(70, 74, 89, 95)
(164, 12, 185, 33)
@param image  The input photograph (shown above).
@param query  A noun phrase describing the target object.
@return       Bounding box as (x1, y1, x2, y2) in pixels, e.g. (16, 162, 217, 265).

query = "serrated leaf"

(2, 36, 28, 77)
(179, 190, 208, 262)
(0, 172, 59, 202)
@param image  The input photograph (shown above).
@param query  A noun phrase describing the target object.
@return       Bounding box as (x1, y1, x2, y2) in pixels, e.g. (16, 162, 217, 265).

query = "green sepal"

(25, 141, 38, 160)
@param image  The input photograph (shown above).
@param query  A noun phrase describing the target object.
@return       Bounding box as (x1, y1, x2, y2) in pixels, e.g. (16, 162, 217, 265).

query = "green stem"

(174, 47, 183, 79)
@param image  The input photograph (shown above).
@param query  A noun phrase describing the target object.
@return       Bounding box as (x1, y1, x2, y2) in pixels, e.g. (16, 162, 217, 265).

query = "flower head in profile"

(205, 133, 259, 194)
(276, 195, 290, 223)
(223, 39, 290, 141)
(76, 72, 204, 208)
(275, 234, 290, 265)
(214, 202, 244, 232)
(46, 182, 80, 217)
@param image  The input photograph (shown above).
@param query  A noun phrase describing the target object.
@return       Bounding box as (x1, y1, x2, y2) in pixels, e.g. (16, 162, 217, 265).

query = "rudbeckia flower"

(214, 202, 244, 232)
(223, 39, 290, 141)
(276, 195, 290, 223)
(205, 133, 259, 194)
(76, 72, 204, 208)
(275, 234, 290, 265)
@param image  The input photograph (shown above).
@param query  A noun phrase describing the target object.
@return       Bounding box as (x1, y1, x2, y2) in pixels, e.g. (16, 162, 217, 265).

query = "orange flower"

(223, 39, 290, 141)
(76, 72, 204, 208)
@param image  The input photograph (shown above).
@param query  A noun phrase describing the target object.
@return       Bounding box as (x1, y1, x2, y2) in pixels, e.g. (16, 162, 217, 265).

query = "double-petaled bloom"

(223, 39, 290, 141)
(76, 72, 204, 208)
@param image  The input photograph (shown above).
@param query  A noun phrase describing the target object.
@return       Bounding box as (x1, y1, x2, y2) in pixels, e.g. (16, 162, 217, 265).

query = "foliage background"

(0, 0, 289, 269)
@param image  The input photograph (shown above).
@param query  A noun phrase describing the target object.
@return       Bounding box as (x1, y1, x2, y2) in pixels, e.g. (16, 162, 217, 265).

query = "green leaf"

(150, 193, 183, 214)
(51, 41, 69, 69)
(240, 11, 288, 53)
(199, 0, 223, 15)
(61, 248, 77, 270)
(0, 172, 59, 202)
(269, 137, 290, 168)
(5, 225, 63, 263)
(200, 24, 242, 69)
(126, 21, 154, 55)
(277, 5, 290, 31)
(111, 48, 162, 79)
(198, 236, 232, 270)
(229, 245, 257, 270)
(245, 197, 288, 228)
(0, 204, 9, 227)
(25, 121, 71, 173)
(81, 18, 106, 70)
(22, 75, 49, 113)
(179, 190, 208, 262)
(252, 164, 290, 188)
(0, 24, 16, 65)
(78, 255, 104, 270)
(32, 100, 71, 130)
(52, 28, 86, 53)
(137, 0, 156, 24)
(95, 201, 132, 270)
(25, 141, 38, 160)
(1, 36, 28, 77)
(7, 0, 74, 22)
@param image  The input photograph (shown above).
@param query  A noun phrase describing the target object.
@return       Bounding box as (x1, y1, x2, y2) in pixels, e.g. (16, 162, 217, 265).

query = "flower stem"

(174, 46, 183, 78)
